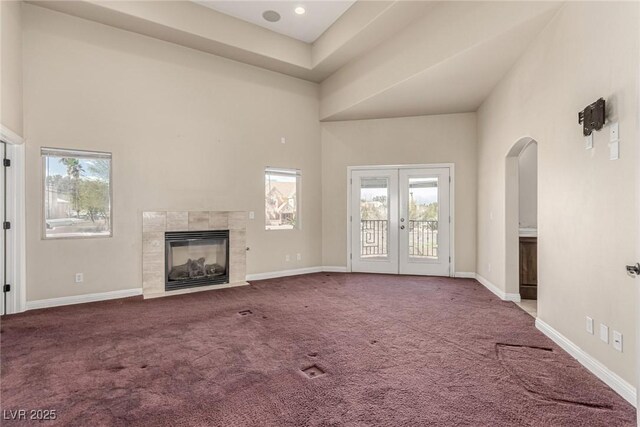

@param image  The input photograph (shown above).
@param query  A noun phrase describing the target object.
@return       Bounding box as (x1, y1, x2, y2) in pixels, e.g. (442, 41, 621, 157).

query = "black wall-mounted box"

(578, 98, 606, 136)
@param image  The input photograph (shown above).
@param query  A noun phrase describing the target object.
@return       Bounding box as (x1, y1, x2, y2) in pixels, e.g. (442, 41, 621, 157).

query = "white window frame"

(41, 147, 113, 240)
(265, 167, 301, 231)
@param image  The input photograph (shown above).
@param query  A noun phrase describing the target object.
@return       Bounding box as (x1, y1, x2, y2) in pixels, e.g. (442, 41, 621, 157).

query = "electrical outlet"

(488, 263, 492, 273)
(296, 253, 301, 261)
(585, 316, 594, 335)
(599, 324, 609, 343)
(248, 211, 255, 220)
(285, 254, 290, 262)
(75, 273, 84, 283)
(613, 331, 623, 352)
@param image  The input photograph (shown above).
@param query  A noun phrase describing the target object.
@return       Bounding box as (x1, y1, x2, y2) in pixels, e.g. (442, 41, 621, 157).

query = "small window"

(42, 147, 112, 239)
(265, 167, 300, 230)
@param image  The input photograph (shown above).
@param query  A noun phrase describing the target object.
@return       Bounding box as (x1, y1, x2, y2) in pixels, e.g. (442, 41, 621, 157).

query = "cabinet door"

(519, 237, 537, 299)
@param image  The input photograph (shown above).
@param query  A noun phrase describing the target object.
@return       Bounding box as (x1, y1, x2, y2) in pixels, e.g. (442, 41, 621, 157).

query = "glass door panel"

(399, 168, 450, 276)
(360, 177, 389, 258)
(351, 170, 398, 274)
(408, 177, 438, 259)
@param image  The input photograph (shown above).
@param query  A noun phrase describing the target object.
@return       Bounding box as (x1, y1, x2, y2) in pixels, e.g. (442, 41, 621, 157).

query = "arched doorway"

(505, 137, 538, 317)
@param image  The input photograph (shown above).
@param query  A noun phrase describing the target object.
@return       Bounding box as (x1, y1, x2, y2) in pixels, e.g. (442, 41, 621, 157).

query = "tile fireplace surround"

(142, 211, 248, 298)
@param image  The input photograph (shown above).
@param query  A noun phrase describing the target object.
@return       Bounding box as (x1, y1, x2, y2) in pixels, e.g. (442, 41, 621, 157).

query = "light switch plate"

(610, 122, 619, 142)
(613, 331, 623, 352)
(585, 133, 593, 149)
(609, 122, 619, 160)
(248, 211, 255, 220)
(600, 324, 609, 343)
(586, 316, 594, 334)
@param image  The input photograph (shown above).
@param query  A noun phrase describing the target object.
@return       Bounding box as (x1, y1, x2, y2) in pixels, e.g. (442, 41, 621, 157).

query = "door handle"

(626, 263, 640, 276)
(400, 225, 405, 230)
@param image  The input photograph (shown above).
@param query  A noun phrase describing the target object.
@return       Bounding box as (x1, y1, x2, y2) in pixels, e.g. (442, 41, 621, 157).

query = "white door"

(350, 169, 399, 274)
(399, 168, 451, 276)
(350, 166, 451, 276)
(0, 143, 5, 315)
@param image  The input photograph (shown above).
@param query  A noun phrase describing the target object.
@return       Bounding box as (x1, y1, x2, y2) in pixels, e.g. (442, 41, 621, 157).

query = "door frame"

(346, 163, 455, 277)
(0, 125, 26, 314)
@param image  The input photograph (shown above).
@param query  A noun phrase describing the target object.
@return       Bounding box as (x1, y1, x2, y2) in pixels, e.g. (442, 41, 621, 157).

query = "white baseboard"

(321, 266, 348, 273)
(475, 273, 521, 302)
(535, 318, 637, 407)
(246, 267, 322, 281)
(25, 267, 348, 310)
(26, 288, 142, 311)
(454, 272, 476, 278)
(246, 266, 348, 281)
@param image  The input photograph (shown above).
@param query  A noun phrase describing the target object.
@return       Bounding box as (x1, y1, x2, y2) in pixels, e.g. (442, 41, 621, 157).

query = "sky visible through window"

(46, 157, 108, 181)
(360, 187, 437, 204)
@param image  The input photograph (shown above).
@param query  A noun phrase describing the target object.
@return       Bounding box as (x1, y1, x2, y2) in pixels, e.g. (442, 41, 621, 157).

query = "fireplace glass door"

(165, 230, 229, 291)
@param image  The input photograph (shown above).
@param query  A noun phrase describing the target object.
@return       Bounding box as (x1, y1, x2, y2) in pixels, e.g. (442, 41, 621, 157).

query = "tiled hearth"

(142, 211, 248, 298)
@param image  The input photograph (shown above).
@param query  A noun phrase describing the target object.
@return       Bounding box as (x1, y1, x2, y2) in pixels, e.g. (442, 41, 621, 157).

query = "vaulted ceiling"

(28, 1, 562, 121)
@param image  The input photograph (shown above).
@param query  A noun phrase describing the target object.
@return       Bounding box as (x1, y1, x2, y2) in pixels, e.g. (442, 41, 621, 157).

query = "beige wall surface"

(23, 5, 322, 301)
(518, 142, 537, 228)
(477, 2, 638, 385)
(1, 0, 23, 135)
(321, 114, 477, 272)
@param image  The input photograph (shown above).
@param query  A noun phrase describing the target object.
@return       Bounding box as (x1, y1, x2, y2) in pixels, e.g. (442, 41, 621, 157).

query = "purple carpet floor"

(1, 273, 636, 426)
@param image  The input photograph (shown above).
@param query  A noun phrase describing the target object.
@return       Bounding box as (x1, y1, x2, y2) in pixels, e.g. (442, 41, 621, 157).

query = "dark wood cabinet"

(519, 236, 537, 300)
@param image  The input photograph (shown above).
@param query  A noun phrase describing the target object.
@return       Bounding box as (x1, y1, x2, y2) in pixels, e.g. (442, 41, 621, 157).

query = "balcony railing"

(360, 219, 438, 258)
(361, 219, 388, 256)
(408, 220, 438, 257)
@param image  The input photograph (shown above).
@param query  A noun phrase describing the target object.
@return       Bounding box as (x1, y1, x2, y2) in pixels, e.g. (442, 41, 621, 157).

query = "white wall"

(0, 0, 23, 135)
(477, 2, 638, 385)
(518, 142, 537, 228)
(321, 114, 477, 273)
(23, 5, 322, 301)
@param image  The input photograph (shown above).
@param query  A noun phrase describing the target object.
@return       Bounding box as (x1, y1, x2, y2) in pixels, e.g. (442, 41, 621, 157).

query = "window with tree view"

(42, 148, 112, 238)
(265, 167, 300, 230)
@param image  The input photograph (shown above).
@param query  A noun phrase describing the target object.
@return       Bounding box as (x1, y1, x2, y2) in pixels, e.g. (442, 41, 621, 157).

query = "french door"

(350, 166, 451, 276)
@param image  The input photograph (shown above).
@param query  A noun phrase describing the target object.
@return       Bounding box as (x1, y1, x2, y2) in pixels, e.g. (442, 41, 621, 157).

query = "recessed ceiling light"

(295, 6, 306, 15)
(262, 10, 281, 22)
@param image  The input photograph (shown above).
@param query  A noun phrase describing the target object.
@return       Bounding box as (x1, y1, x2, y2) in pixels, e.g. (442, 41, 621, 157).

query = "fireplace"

(165, 230, 229, 291)
(142, 211, 247, 298)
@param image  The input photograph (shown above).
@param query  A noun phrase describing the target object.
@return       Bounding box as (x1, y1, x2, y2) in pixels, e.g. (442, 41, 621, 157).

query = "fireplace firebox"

(165, 230, 229, 291)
